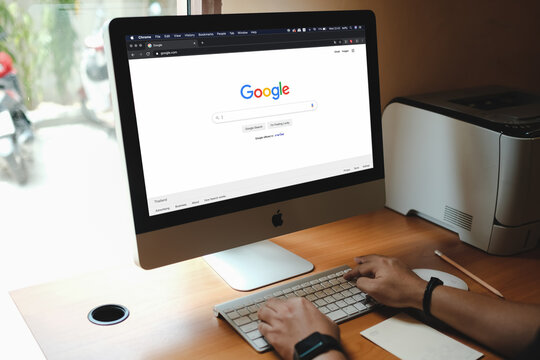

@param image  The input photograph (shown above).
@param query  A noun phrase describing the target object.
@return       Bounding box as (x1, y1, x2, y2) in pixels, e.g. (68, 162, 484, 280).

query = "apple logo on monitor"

(272, 210, 283, 227)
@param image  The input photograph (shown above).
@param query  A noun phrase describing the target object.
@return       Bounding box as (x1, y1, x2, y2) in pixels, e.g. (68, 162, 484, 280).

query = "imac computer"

(105, 10, 384, 291)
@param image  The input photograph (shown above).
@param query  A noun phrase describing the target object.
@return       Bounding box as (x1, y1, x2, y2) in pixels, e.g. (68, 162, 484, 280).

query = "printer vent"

(443, 205, 473, 231)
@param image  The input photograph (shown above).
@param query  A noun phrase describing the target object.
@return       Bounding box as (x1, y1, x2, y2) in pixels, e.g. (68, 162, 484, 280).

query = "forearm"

(414, 285, 540, 357)
(347, 255, 540, 357)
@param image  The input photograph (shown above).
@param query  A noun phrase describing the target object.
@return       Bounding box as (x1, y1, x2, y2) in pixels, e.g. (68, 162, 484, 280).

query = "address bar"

(212, 101, 318, 124)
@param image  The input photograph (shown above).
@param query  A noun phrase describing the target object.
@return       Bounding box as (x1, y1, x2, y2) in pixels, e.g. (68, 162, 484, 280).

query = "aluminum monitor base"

(203, 240, 314, 291)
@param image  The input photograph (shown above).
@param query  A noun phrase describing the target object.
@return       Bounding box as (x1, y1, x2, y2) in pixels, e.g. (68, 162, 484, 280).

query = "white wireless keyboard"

(213, 265, 378, 352)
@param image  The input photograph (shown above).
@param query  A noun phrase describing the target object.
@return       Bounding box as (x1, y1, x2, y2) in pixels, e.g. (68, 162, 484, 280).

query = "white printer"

(383, 86, 540, 255)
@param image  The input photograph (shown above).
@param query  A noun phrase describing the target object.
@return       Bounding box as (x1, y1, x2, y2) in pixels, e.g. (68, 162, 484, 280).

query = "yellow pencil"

(434, 250, 504, 298)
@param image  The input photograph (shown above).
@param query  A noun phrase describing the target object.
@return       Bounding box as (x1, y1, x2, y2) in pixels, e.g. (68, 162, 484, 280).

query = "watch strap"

(423, 276, 443, 318)
(294, 332, 343, 360)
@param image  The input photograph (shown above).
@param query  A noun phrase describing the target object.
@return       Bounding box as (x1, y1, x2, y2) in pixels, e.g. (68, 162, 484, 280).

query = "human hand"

(258, 297, 341, 360)
(343, 255, 426, 309)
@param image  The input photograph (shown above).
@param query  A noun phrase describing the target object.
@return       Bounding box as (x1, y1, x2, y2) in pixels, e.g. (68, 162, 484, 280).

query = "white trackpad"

(412, 268, 468, 290)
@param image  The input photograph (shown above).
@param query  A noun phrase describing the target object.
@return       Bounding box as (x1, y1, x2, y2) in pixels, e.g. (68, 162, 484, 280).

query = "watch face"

(294, 332, 327, 360)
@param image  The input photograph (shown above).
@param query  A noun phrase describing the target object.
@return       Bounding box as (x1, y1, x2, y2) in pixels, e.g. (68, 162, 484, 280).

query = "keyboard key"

(234, 316, 251, 326)
(327, 303, 339, 311)
(354, 302, 367, 312)
(283, 288, 293, 294)
(247, 329, 262, 340)
(332, 293, 344, 301)
(227, 311, 240, 320)
(310, 279, 320, 285)
(327, 309, 347, 321)
(344, 297, 356, 305)
(341, 290, 353, 297)
(253, 338, 268, 348)
(238, 308, 250, 316)
(315, 291, 326, 299)
(336, 300, 347, 308)
(321, 281, 332, 289)
(343, 305, 358, 315)
(318, 276, 328, 282)
(304, 287, 315, 294)
(240, 322, 259, 333)
(319, 306, 330, 314)
(329, 279, 340, 285)
(273, 290, 284, 297)
(249, 313, 258, 321)
(323, 288, 335, 296)
(306, 294, 317, 302)
(315, 299, 328, 306)
(353, 294, 365, 302)
(295, 290, 307, 297)
(323, 296, 335, 304)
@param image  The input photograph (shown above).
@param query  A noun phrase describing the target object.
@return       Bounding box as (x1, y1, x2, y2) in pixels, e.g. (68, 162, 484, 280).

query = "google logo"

(241, 82, 290, 100)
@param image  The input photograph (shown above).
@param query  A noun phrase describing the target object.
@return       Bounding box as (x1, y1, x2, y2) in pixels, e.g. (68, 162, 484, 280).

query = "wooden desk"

(10, 209, 540, 359)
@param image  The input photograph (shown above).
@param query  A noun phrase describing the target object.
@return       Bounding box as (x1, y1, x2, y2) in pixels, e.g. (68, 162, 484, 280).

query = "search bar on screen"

(212, 101, 318, 124)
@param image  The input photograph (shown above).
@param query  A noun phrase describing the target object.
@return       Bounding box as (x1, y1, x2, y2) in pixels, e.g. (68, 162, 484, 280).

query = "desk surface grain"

(10, 209, 540, 359)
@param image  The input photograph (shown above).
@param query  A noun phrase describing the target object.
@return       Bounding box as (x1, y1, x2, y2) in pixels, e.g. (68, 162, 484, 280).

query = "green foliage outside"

(0, 1, 45, 109)
(42, 0, 78, 103)
(0, 0, 78, 109)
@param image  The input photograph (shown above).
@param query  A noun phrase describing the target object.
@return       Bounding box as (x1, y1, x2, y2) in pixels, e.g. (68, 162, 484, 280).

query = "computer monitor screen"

(106, 10, 384, 290)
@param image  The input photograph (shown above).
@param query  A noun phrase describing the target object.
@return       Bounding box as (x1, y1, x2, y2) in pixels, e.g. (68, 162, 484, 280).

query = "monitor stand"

(203, 240, 314, 291)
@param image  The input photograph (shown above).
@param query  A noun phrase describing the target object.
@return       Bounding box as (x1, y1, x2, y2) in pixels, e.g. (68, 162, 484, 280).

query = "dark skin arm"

(344, 254, 540, 358)
(257, 254, 540, 359)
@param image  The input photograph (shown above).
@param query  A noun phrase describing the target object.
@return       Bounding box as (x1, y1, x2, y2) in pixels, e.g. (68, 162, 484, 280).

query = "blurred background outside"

(0, 0, 178, 288)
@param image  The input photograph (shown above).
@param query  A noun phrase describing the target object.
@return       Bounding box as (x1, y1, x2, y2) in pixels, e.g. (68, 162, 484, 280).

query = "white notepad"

(360, 313, 483, 360)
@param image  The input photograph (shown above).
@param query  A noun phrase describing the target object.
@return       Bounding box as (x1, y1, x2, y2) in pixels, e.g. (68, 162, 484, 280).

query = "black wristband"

(423, 277, 443, 319)
(293, 332, 343, 360)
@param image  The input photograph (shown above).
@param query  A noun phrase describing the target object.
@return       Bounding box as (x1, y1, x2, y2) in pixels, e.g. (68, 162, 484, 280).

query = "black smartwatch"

(423, 276, 444, 319)
(293, 332, 343, 360)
